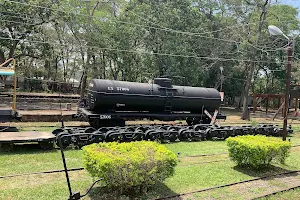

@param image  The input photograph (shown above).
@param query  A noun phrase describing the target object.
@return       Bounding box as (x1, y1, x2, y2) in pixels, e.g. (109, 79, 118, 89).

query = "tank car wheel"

(202, 118, 211, 124)
(98, 127, 110, 134)
(205, 129, 213, 140)
(56, 132, 71, 149)
(39, 141, 54, 150)
(84, 127, 96, 133)
(179, 129, 190, 141)
(52, 128, 64, 136)
(168, 127, 179, 142)
(133, 130, 145, 141)
(192, 118, 201, 126)
(107, 134, 121, 142)
(186, 118, 193, 126)
(0, 143, 14, 152)
(147, 132, 160, 141)
(169, 136, 178, 142)
(52, 129, 69, 148)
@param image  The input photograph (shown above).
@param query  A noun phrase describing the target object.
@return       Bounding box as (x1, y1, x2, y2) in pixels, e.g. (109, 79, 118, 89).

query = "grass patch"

(19, 126, 56, 132)
(1, 123, 300, 199)
(248, 186, 267, 194)
(260, 188, 300, 200)
(1, 132, 300, 176)
(267, 180, 288, 188)
(164, 141, 228, 156)
(0, 172, 93, 200)
(1, 148, 300, 199)
(192, 187, 241, 200)
(0, 145, 83, 176)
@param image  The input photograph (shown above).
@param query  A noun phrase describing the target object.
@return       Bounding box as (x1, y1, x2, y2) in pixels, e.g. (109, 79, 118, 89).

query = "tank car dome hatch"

(154, 78, 172, 88)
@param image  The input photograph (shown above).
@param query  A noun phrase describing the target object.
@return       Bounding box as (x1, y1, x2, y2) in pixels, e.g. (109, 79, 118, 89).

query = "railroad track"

(2, 145, 300, 179)
(2, 162, 299, 200)
(0, 167, 84, 179)
(253, 185, 300, 199)
(155, 170, 300, 200)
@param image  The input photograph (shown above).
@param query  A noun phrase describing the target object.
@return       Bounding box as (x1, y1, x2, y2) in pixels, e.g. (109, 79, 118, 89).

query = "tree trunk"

(80, 51, 92, 99)
(102, 51, 106, 79)
(54, 57, 59, 81)
(238, 90, 244, 109)
(0, 49, 5, 64)
(80, 73, 87, 99)
(241, 0, 270, 120)
(241, 62, 255, 119)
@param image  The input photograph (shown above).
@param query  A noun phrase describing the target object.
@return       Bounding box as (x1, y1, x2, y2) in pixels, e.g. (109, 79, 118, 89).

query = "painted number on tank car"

(117, 87, 129, 91)
(100, 115, 111, 119)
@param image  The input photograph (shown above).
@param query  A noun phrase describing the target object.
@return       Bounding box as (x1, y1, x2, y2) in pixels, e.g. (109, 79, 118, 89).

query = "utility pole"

(283, 45, 293, 141)
(268, 25, 296, 141)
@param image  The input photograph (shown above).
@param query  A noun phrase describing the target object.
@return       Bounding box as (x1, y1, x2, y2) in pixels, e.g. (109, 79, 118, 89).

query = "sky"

(279, 0, 300, 17)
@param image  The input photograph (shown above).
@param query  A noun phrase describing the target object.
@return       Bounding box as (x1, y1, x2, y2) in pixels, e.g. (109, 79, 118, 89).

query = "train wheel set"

(52, 124, 293, 148)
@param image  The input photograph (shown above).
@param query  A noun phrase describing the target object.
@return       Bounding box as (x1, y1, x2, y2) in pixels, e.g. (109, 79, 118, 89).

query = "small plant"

(250, 119, 258, 127)
(82, 141, 177, 196)
(226, 135, 291, 168)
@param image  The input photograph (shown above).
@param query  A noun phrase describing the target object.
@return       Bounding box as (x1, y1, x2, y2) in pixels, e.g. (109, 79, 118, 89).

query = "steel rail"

(252, 185, 300, 199)
(0, 167, 84, 179)
(3, 144, 300, 179)
(180, 159, 230, 167)
(155, 170, 300, 200)
(1, 138, 299, 179)
(179, 144, 300, 159)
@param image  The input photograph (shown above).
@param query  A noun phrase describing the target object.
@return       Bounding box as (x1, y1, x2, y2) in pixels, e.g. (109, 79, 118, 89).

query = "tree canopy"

(0, 0, 299, 114)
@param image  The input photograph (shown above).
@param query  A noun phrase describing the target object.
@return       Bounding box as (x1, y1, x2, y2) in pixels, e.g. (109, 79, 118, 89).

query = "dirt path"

(173, 171, 300, 200)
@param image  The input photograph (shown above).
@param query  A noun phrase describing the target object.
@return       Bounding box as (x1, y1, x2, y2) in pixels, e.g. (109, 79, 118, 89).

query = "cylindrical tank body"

(87, 78, 221, 113)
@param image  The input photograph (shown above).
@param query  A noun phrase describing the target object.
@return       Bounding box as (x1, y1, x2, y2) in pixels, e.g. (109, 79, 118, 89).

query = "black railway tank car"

(76, 78, 226, 128)
(87, 78, 221, 112)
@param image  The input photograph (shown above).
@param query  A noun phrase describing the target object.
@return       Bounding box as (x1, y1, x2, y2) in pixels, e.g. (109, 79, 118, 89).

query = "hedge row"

(226, 135, 291, 168)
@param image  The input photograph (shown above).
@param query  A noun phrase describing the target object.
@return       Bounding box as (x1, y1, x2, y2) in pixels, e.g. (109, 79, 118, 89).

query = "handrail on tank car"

(139, 72, 158, 94)
(56, 133, 103, 200)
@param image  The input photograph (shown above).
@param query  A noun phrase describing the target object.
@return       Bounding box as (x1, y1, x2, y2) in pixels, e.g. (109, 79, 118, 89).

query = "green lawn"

(0, 140, 229, 176)
(261, 188, 300, 200)
(1, 130, 300, 199)
(1, 151, 300, 200)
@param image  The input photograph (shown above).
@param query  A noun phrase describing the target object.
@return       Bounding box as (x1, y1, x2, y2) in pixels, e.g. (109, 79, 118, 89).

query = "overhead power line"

(128, 9, 299, 37)
(0, 19, 45, 26)
(0, 36, 288, 65)
(1, 8, 299, 41)
(0, 16, 291, 58)
(3, 0, 298, 54)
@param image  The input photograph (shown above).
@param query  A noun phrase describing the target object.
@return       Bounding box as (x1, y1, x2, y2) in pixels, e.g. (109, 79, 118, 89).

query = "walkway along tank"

(76, 78, 226, 128)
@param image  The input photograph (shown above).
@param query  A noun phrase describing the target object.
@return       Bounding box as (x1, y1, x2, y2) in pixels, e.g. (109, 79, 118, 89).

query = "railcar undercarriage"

(53, 124, 293, 149)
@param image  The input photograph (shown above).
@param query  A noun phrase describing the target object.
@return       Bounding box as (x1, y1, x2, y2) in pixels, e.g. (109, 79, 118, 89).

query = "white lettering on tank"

(100, 115, 111, 119)
(116, 87, 129, 91)
(107, 87, 114, 91)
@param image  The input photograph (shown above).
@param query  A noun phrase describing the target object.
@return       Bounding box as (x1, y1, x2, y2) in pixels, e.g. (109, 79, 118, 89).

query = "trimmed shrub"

(82, 141, 177, 195)
(226, 135, 291, 168)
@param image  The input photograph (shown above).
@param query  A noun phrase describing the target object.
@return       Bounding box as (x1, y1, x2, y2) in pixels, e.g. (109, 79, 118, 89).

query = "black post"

(58, 135, 73, 198)
(283, 45, 293, 141)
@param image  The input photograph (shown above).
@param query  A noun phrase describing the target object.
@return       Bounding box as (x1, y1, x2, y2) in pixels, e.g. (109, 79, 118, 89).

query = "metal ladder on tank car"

(164, 88, 173, 113)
